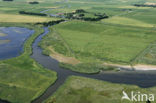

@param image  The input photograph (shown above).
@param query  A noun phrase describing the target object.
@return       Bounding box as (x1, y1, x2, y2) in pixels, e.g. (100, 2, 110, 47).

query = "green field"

(45, 76, 156, 103)
(0, 13, 57, 23)
(36, 0, 156, 73)
(102, 16, 154, 28)
(0, 23, 57, 103)
(40, 20, 156, 73)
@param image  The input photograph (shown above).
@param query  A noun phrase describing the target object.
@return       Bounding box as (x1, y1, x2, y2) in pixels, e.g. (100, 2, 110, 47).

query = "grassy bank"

(0, 23, 57, 103)
(45, 76, 156, 103)
(59, 63, 116, 74)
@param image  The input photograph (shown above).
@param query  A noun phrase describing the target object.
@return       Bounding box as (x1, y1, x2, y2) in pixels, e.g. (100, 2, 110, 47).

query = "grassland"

(102, 16, 154, 28)
(0, 23, 57, 103)
(0, 13, 57, 23)
(133, 41, 156, 65)
(37, 0, 156, 73)
(45, 76, 156, 103)
(40, 20, 156, 73)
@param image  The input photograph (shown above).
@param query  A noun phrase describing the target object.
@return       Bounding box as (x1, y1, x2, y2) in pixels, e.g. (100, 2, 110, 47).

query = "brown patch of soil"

(145, 2, 156, 6)
(49, 47, 80, 65)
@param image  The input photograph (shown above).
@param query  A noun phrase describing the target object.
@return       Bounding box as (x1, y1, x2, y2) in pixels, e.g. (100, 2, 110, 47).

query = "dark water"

(0, 27, 34, 60)
(0, 99, 10, 103)
(31, 27, 156, 103)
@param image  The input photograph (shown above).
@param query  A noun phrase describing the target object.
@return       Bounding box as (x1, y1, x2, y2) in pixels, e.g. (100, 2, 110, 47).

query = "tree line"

(36, 19, 65, 26)
(134, 4, 156, 7)
(29, 1, 39, 4)
(64, 9, 109, 21)
(3, 0, 13, 1)
(19, 11, 47, 16)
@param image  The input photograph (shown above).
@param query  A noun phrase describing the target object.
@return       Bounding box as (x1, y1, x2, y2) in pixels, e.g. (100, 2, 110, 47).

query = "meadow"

(40, 20, 156, 73)
(0, 23, 57, 103)
(37, 0, 156, 73)
(0, 13, 56, 23)
(45, 76, 156, 103)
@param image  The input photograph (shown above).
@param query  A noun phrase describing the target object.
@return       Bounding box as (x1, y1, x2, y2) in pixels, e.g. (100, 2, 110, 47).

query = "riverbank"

(104, 63, 156, 71)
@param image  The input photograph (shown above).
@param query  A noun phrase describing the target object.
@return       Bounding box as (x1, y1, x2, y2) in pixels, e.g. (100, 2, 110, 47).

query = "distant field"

(0, 13, 56, 23)
(45, 76, 156, 103)
(123, 9, 156, 25)
(102, 16, 154, 28)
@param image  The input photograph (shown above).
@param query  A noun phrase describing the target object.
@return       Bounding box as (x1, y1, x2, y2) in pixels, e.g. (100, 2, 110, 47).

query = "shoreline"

(103, 63, 156, 71)
(46, 49, 156, 72)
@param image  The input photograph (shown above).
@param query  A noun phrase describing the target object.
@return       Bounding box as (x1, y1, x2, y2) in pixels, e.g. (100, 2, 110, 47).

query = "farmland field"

(0, 13, 56, 23)
(40, 20, 156, 72)
(38, 0, 156, 73)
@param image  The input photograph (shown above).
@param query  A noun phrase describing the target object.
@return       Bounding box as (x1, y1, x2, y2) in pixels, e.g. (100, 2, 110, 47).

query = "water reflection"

(0, 27, 34, 60)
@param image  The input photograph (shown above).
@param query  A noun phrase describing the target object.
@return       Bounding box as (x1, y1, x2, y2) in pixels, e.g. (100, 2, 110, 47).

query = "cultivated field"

(40, 20, 156, 72)
(0, 13, 56, 23)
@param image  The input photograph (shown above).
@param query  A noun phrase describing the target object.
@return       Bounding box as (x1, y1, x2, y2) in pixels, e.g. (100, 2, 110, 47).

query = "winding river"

(31, 27, 156, 103)
(1, 26, 156, 103)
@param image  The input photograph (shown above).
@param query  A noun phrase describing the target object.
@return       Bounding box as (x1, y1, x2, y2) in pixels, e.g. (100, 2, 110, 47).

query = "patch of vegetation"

(0, 13, 56, 23)
(36, 19, 65, 26)
(133, 41, 156, 65)
(102, 16, 154, 28)
(29, 1, 39, 4)
(134, 4, 156, 8)
(2, 0, 13, 1)
(0, 23, 57, 103)
(39, 26, 72, 57)
(64, 9, 109, 21)
(45, 76, 156, 103)
(19, 11, 47, 16)
(122, 7, 156, 25)
(60, 62, 116, 74)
